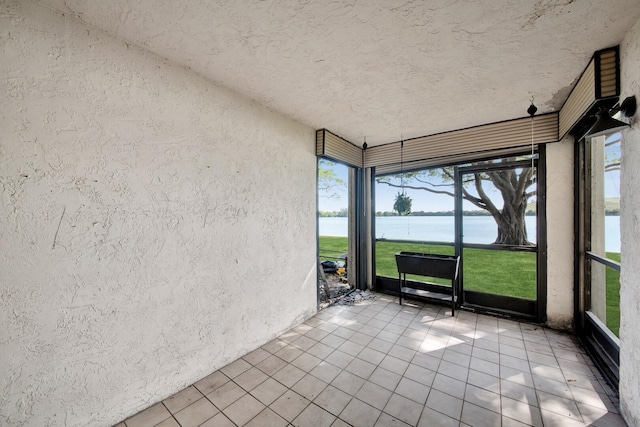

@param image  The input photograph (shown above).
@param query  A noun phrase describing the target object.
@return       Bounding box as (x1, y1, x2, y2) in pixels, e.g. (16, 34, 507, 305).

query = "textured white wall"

(545, 138, 575, 330)
(0, 2, 317, 426)
(619, 16, 640, 427)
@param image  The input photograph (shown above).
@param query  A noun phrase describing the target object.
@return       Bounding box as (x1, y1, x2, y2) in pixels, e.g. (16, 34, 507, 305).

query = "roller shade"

(366, 113, 558, 174)
(559, 46, 619, 138)
(316, 129, 363, 168)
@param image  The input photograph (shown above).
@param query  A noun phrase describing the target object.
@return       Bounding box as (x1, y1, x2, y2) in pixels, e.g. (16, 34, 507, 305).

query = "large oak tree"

(377, 157, 536, 246)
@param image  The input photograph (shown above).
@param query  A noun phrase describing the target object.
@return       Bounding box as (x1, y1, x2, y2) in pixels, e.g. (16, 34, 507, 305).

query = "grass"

(605, 252, 620, 338)
(319, 236, 621, 337)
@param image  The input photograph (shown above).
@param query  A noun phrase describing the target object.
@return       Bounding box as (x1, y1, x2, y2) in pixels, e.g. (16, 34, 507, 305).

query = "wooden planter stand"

(395, 252, 460, 315)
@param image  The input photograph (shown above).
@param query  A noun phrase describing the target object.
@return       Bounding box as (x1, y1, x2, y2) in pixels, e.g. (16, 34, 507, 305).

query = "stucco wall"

(0, 2, 317, 426)
(545, 137, 575, 330)
(619, 16, 640, 427)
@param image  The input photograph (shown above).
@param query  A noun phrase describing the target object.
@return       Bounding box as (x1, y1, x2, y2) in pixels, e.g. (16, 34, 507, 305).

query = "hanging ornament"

(528, 97, 537, 170)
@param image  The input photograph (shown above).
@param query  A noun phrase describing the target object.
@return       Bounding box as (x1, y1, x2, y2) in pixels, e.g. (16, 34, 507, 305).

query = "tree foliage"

(318, 159, 346, 200)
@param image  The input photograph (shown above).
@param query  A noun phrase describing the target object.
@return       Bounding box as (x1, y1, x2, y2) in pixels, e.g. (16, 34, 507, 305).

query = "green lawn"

(320, 236, 621, 337)
(605, 252, 620, 337)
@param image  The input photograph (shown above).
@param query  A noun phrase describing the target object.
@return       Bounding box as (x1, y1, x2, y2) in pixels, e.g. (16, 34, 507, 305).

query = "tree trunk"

(486, 167, 534, 246)
(493, 208, 532, 245)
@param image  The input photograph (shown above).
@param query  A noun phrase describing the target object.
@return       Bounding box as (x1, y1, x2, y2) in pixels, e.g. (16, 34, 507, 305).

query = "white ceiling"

(40, 0, 640, 146)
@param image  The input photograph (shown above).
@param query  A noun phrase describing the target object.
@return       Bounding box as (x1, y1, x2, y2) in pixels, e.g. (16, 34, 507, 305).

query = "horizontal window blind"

(366, 113, 558, 174)
(316, 129, 363, 168)
(559, 46, 619, 138)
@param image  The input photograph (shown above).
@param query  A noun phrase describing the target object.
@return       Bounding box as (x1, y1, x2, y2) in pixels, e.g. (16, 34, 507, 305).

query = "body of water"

(319, 216, 621, 252)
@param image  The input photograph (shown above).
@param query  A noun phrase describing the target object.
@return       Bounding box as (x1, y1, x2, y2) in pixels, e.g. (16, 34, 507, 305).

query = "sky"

(318, 161, 465, 213)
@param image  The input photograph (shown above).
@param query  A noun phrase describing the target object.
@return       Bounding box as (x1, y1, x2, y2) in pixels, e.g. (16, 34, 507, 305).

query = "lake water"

(319, 216, 621, 252)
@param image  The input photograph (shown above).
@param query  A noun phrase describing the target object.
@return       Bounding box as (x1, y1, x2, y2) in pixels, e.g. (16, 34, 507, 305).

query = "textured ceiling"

(40, 0, 640, 146)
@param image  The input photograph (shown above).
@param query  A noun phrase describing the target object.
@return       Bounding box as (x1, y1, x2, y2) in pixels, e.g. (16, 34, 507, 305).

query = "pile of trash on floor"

(318, 259, 375, 309)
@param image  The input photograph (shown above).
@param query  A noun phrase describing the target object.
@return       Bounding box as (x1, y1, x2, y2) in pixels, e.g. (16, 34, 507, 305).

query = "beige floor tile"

(460, 401, 502, 427)
(339, 398, 381, 427)
(332, 418, 352, 427)
(425, 389, 463, 420)
(338, 340, 365, 356)
(437, 359, 469, 382)
(532, 375, 572, 399)
(174, 398, 218, 427)
(250, 377, 288, 406)
(369, 366, 402, 391)
(394, 377, 430, 404)
(432, 373, 466, 399)
(345, 358, 376, 379)
(537, 390, 583, 421)
(310, 360, 343, 383)
(379, 355, 409, 376)
(576, 402, 627, 427)
(243, 347, 271, 366)
(307, 342, 335, 359)
(464, 384, 501, 414)
(223, 394, 266, 426)
(355, 381, 393, 409)
(292, 374, 329, 401)
(417, 407, 459, 427)
(501, 415, 533, 427)
(206, 380, 247, 410)
(331, 370, 366, 395)
(274, 344, 304, 363)
(193, 371, 230, 395)
(469, 357, 500, 377)
(540, 408, 587, 427)
(500, 379, 538, 406)
(305, 327, 330, 341)
(368, 337, 395, 353)
(412, 352, 441, 371)
(272, 363, 306, 388)
(374, 412, 410, 426)
(314, 385, 352, 416)
(291, 335, 318, 352)
(358, 347, 387, 365)
(322, 333, 347, 349)
(255, 355, 288, 376)
(292, 403, 337, 427)
(388, 345, 416, 362)
(291, 352, 323, 372)
(244, 408, 288, 427)
(403, 363, 436, 387)
(124, 403, 171, 427)
(163, 386, 203, 414)
(383, 393, 423, 426)
(269, 389, 310, 422)
(466, 368, 500, 394)
(501, 365, 534, 387)
(155, 417, 180, 427)
(324, 350, 355, 369)
(117, 296, 621, 427)
(501, 395, 544, 426)
(220, 358, 252, 379)
(262, 338, 289, 354)
(234, 367, 269, 392)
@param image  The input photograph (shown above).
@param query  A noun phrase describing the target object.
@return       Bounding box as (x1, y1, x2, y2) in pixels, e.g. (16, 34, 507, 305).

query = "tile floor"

(116, 293, 626, 427)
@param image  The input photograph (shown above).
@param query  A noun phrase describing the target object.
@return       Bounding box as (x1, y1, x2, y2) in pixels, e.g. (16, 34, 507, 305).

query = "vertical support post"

(454, 166, 463, 310)
(537, 145, 548, 323)
(353, 167, 368, 290)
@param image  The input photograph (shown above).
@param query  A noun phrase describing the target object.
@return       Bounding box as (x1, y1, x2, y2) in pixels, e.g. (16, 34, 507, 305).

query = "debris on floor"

(334, 289, 375, 306)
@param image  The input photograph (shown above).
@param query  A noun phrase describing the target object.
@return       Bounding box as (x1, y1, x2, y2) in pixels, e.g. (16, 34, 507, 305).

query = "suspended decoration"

(400, 135, 405, 194)
(527, 97, 537, 170)
(362, 137, 367, 169)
